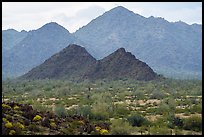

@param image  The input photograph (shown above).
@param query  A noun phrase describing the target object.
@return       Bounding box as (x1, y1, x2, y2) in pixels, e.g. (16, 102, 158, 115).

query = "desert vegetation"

(2, 78, 202, 135)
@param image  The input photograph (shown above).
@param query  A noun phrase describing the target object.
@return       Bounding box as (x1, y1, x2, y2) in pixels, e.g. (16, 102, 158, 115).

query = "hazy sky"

(2, 2, 202, 33)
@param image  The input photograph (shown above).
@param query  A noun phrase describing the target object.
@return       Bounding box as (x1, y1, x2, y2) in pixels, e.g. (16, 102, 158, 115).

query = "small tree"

(173, 117, 184, 128)
(127, 113, 149, 127)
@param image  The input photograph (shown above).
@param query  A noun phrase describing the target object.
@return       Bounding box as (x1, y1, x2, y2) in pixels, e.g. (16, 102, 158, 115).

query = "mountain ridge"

(3, 22, 76, 78)
(73, 6, 202, 79)
(20, 44, 159, 81)
(2, 6, 202, 79)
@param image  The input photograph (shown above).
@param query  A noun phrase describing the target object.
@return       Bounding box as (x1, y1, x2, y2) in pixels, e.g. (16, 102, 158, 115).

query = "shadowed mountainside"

(20, 44, 159, 81)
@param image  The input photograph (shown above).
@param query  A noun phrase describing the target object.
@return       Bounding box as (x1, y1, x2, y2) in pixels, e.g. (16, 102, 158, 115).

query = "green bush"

(90, 111, 109, 121)
(132, 91, 145, 100)
(189, 104, 202, 114)
(110, 119, 133, 135)
(113, 104, 130, 117)
(156, 103, 170, 115)
(168, 117, 184, 129)
(150, 126, 172, 135)
(127, 113, 149, 127)
(150, 90, 165, 99)
(54, 105, 66, 118)
(183, 116, 202, 132)
(78, 105, 92, 119)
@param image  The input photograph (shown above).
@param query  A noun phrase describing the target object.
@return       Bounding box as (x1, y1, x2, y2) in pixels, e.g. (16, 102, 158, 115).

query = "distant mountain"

(3, 6, 202, 80)
(20, 44, 97, 80)
(20, 44, 159, 81)
(2, 29, 28, 51)
(74, 6, 202, 79)
(3, 22, 76, 78)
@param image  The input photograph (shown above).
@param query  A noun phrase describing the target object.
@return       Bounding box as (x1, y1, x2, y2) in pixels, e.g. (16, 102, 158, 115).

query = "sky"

(2, 2, 202, 33)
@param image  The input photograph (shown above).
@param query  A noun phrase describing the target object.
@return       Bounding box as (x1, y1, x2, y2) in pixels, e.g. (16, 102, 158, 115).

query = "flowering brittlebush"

(33, 115, 42, 121)
(100, 129, 109, 135)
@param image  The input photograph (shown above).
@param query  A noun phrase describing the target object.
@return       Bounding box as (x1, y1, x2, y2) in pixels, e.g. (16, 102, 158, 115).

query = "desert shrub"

(28, 123, 41, 132)
(113, 104, 130, 117)
(91, 98, 110, 120)
(175, 108, 186, 114)
(43, 85, 53, 91)
(25, 99, 34, 105)
(145, 107, 157, 114)
(132, 90, 145, 100)
(5, 122, 13, 128)
(90, 111, 109, 121)
(50, 122, 57, 129)
(150, 90, 165, 99)
(156, 103, 170, 115)
(9, 130, 16, 135)
(33, 115, 42, 121)
(127, 113, 149, 127)
(150, 126, 172, 135)
(78, 105, 92, 119)
(173, 117, 183, 128)
(32, 100, 52, 112)
(54, 105, 66, 118)
(164, 97, 176, 111)
(183, 116, 202, 132)
(110, 119, 133, 135)
(189, 104, 202, 114)
(60, 127, 74, 135)
(100, 129, 109, 135)
(168, 116, 184, 129)
(24, 85, 34, 92)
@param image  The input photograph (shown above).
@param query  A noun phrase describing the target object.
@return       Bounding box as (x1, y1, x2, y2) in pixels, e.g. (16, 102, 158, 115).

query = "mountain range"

(2, 22, 77, 78)
(20, 44, 159, 81)
(2, 6, 202, 80)
(73, 6, 202, 79)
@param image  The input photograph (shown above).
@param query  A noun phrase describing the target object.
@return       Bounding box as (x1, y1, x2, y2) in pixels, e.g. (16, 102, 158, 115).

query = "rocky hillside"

(20, 44, 159, 81)
(20, 44, 97, 80)
(84, 48, 158, 81)
(2, 101, 109, 135)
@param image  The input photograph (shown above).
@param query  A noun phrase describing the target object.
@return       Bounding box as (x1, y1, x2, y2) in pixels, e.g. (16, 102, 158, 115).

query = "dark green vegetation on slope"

(2, 78, 202, 135)
(20, 44, 159, 81)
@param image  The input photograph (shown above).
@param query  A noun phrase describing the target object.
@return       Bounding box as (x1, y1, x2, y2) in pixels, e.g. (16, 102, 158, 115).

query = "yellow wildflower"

(14, 105, 19, 110)
(3, 118, 8, 123)
(78, 120, 84, 125)
(2, 104, 11, 109)
(95, 126, 101, 131)
(33, 115, 42, 121)
(9, 130, 16, 135)
(49, 119, 55, 122)
(15, 122, 25, 129)
(5, 122, 13, 128)
(50, 122, 56, 128)
(100, 129, 109, 134)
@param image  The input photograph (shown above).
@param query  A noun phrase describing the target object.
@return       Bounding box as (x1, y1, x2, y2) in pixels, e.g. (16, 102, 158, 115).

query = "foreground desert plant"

(110, 119, 133, 135)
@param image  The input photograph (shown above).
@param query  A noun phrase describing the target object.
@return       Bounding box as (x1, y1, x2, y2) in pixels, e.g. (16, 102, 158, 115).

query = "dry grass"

(175, 113, 201, 118)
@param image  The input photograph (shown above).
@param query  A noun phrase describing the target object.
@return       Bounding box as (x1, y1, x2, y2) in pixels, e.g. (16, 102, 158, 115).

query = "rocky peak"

(37, 22, 70, 33)
(115, 47, 126, 53)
